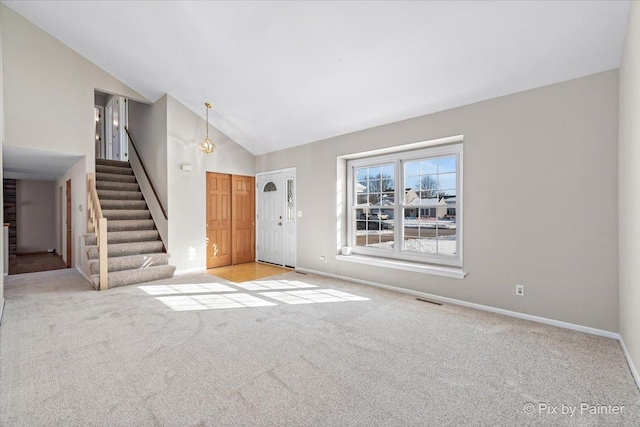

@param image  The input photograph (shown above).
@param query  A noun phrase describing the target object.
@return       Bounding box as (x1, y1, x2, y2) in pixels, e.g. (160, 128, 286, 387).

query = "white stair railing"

(87, 173, 108, 290)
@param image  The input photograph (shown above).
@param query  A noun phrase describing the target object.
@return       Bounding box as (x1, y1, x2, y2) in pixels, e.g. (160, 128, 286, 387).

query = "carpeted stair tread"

(84, 230, 159, 246)
(102, 209, 152, 220)
(96, 164, 134, 175)
(107, 219, 156, 231)
(97, 190, 143, 200)
(96, 181, 140, 192)
(86, 240, 164, 259)
(96, 181, 139, 192)
(96, 172, 137, 183)
(100, 199, 147, 210)
(88, 252, 171, 275)
(91, 265, 176, 289)
(96, 158, 130, 168)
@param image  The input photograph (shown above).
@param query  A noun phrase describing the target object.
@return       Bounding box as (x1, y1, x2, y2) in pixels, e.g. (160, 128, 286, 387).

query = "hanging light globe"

(200, 102, 216, 154)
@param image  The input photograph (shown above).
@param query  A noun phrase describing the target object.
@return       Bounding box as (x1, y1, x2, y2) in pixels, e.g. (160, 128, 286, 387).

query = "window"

(347, 143, 462, 267)
(263, 181, 277, 192)
(286, 178, 294, 221)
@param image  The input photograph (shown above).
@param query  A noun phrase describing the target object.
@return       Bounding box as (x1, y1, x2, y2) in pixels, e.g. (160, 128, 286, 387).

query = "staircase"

(84, 158, 175, 289)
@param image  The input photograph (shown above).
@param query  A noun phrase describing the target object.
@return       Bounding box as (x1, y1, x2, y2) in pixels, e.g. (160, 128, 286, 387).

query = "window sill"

(335, 254, 466, 279)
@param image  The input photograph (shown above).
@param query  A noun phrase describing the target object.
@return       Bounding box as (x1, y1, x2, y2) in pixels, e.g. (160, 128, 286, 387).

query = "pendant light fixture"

(200, 102, 215, 154)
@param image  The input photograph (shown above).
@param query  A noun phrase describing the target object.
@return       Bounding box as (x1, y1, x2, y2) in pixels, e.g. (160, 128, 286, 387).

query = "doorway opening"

(2, 178, 67, 274)
(95, 90, 128, 161)
(2, 146, 83, 275)
(256, 168, 296, 268)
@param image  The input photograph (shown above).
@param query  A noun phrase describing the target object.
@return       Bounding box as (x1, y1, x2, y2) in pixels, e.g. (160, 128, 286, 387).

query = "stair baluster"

(87, 173, 108, 290)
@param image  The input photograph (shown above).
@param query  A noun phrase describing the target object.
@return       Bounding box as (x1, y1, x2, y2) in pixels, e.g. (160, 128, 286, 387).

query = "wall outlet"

(320, 256, 327, 263)
(515, 284, 525, 297)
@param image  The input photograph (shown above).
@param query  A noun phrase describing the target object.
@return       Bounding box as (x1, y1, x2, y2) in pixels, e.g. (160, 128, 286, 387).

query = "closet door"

(206, 173, 232, 268)
(231, 175, 255, 265)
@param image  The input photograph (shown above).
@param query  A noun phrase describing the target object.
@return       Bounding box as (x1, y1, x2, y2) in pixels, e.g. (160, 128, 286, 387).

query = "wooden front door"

(66, 179, 72, 268)
(206, 173, 232, 268)
(231, 175, 255, 265)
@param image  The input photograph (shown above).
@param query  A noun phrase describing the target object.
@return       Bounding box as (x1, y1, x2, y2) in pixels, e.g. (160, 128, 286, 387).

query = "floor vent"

(416, 298, 443, 306)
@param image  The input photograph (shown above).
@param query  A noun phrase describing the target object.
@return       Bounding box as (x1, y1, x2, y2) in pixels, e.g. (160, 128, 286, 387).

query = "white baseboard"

(298, 267, 640, 389)
(296, 267, 619, 340)
(0, 297, 4, 325)
(175, 266, 206, 276)
(620, 337, 640, 391)
(75, 265, 92, 284)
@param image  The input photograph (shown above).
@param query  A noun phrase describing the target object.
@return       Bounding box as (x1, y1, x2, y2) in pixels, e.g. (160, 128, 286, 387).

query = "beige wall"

(256, 70, 619, 332)
(128, 96, 169, 244)
(128, 97, 169, 207)
(1, 4, 148, 280)
(2, 5, 147, 162)
(16, 180, 56, 253)
(167, 95, 255, 272)
(619, 2, 640, 384)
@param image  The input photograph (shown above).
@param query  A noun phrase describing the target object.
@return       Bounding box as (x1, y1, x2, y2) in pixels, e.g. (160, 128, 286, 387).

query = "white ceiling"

(3, 1, 631, 155)
(3, 146, 83, 181)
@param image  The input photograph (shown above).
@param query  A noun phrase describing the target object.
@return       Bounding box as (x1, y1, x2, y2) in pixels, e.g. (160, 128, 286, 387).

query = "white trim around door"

(256, 168, 296, 268)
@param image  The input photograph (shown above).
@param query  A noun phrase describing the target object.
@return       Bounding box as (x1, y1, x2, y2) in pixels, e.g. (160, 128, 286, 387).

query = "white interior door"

(257, 172, 284, 265)
(119, 98, 128, 161)
(111, 98, 120, 160)
(94, 106, 105, 159)
(105, 101, 113, 160)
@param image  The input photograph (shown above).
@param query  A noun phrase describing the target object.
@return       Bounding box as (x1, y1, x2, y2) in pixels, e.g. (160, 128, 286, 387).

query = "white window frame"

(347, 142, 463, 268)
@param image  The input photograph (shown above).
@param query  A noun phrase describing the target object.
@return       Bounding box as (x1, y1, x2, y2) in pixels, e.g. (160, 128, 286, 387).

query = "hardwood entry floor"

(206, 262, 291, 283)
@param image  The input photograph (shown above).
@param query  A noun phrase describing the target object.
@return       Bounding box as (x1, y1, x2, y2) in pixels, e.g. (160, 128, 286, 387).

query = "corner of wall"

(618, 0, 640, 393)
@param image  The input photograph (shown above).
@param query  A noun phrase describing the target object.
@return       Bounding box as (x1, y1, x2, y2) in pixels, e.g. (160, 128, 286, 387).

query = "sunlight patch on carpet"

(138, 283, 238, 296)
(260, 289, 369, 305)
(156, 293, 276, 311)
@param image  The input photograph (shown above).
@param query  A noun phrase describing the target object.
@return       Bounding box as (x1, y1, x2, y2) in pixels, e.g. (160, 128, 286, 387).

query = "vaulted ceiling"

(3, 1, 631, 155)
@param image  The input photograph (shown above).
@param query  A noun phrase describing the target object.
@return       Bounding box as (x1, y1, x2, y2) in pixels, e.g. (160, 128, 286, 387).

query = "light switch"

(297, 211, 302, 217)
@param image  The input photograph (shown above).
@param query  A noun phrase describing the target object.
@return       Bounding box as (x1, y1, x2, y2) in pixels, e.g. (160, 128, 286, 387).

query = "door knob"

(278, 222, 282, 226)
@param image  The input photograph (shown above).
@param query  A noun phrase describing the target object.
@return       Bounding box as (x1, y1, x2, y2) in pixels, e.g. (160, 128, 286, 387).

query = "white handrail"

(87, 173, 108, 290)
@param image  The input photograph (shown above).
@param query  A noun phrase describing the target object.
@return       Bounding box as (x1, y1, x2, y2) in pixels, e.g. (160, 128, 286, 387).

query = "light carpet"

(0, 269, 638, 426)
